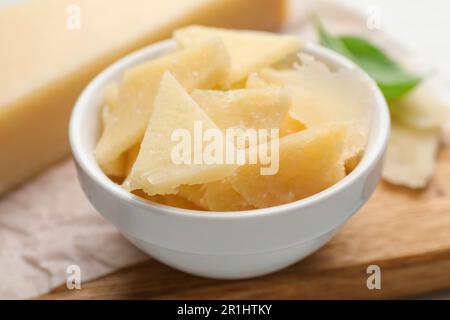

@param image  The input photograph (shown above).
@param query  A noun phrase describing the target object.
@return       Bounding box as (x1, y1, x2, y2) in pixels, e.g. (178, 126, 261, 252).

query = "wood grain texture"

(41, 149, 450, 300)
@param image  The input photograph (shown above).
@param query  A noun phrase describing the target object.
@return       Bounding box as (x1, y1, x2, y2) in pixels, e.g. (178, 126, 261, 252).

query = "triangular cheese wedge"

(383, 121, 439, 189)
(229, 124, 347, 208)
(174, 25, 302, 84)
(258, 60, 371, 134)
(191, 88, 290, 131)
(99, 83, 125, 177)
(125, 72, 237, 195)
(245, 73, 305, 136)
(258, 54, 372, 168)
(95, 39, 230, 167)
(390, 81, 450, 130)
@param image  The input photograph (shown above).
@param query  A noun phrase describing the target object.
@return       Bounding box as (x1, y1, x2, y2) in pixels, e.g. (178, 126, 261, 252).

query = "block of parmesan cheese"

(0, 0, 286, 194)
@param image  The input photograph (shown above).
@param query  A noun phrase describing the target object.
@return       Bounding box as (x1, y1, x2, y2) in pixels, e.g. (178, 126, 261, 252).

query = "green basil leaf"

(338, 36, 422, 100)
(313, 17, 355, 59)
(314, 18, 422, 100)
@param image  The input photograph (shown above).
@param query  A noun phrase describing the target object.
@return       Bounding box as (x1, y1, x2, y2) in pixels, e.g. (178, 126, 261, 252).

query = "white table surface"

(342, 0, 450, 84)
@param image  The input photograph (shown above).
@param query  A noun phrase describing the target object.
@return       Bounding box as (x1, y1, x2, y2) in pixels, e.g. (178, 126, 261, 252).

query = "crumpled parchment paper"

(0, 160, 147, 299)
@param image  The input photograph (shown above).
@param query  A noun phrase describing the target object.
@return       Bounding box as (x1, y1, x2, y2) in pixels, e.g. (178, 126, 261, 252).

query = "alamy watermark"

(66, 264, 81, 290)
(171, 121, 280, 175)
(366, 264, 381, 290)
(366, 5, 382, 31)
(66, 4, 81, 31)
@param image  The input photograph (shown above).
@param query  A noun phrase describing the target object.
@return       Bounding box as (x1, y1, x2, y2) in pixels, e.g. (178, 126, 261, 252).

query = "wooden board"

(41, 149, 450, 299)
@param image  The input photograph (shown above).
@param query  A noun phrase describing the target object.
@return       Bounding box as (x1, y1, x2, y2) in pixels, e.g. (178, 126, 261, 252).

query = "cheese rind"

(0, 0, 286, 194)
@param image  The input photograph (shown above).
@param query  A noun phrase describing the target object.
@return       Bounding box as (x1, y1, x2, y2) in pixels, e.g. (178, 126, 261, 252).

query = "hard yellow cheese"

(0, 0, 286, 194)
(229, 124, 347, 208)
(125, 72, 237, 196)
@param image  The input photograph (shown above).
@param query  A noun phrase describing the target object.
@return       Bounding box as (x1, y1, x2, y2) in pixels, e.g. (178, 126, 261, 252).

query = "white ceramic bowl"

(69, 40, 390, 279)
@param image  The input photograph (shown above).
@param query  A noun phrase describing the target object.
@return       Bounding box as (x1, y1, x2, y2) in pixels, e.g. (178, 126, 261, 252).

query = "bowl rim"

(69, 39, 390, 220)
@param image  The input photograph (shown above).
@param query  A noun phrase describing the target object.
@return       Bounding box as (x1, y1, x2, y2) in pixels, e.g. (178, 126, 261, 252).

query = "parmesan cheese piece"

(174, 25, 302, 84)
(383, 122, 440, 189)
(390, 81, 450, 130)
(125, 72, 238, 195)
